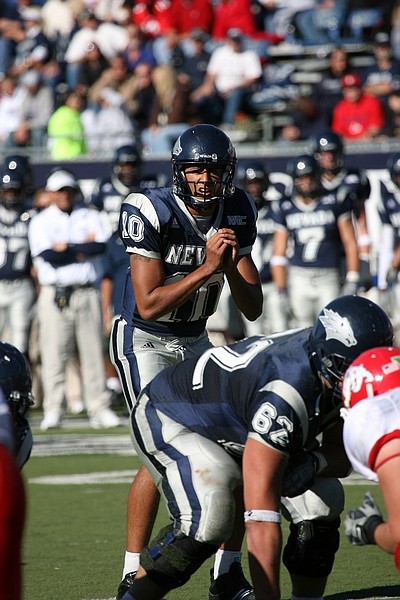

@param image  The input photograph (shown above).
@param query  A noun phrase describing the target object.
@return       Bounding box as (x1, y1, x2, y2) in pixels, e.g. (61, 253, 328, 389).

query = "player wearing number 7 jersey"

(271, 154, 359, 329)
(118, 295, 393, 600)
(110, 124, 263, 600)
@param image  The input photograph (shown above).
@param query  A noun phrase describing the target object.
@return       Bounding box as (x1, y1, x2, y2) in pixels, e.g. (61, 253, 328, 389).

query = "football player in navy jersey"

(309, 129, 372, 291)
(0, 165, 35, 357)
(237, 161, 289, 336)
(118, 295, 393, 600)
(271, 154, 360, 329)
(110, 124, 263, 600)
(90, 143, 146, 234)
(377, 153, 400, 323)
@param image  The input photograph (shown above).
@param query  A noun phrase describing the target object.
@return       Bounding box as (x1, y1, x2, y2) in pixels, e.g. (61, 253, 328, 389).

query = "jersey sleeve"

(119, 193, 163, 259)
(248, 382, 308, 456)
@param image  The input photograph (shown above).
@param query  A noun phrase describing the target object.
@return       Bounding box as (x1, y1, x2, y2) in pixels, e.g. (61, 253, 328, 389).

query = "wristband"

(363, 515, 384, 544)
(270, 255, 288, 267)
(357, 234, 370, 247)
(244, 510, 281, 523)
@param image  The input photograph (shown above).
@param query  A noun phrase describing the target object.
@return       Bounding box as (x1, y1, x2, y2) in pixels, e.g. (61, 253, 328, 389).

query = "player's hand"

(344, 491, 383, 545)
(205, 229, 237, 272)
(341, 281, 358, 296)
(359, 258, 372, 292)
(386, 266, 399, 287)
(281, 451, 321, 497)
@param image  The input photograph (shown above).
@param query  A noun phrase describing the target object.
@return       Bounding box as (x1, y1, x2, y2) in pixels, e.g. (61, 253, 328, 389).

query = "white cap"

(45, 170, 77, 191)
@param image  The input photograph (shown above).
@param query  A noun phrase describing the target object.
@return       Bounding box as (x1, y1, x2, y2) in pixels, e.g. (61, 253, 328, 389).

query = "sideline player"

(271, 154, 360, 328)
(237, 160, 290, 336)
(0, 164, 35, 356)
(342, 345, 400, 570)
(0, 341, 35, 600)
(118, 295, 393, 600)
(309, 129, 372, 291)
(110, 123, 263, 599)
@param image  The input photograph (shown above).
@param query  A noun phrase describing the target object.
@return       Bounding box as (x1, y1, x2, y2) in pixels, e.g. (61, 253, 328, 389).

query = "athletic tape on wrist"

(244, 510, 281, 523)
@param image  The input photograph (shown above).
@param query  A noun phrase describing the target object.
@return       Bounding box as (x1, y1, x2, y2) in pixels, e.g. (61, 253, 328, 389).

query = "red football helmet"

(342, 346, 400, 409)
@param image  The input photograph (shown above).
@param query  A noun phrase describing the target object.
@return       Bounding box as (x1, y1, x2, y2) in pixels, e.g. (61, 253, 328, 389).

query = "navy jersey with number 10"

(118, 186, 257, 337)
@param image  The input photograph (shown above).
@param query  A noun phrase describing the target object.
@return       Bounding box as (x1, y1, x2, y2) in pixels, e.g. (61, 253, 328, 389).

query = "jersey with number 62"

(143, 330, 326, 458)
(118, 186, 257, 337)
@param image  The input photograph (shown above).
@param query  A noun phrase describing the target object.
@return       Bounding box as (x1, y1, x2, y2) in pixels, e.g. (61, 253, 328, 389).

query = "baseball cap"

(226, 28, 242, 41)
(46, 170, 77, 191)
(341, 72, 362, 88)
(374, 32, 390, 46)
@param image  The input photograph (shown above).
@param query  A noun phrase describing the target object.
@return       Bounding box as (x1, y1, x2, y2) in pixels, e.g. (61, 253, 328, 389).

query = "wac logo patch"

(319, 308, 357, 347)
(227, 215, 246, 226)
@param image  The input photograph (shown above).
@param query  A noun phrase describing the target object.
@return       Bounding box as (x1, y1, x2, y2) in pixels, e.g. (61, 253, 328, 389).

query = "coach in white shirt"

(28, 169, 120, 430)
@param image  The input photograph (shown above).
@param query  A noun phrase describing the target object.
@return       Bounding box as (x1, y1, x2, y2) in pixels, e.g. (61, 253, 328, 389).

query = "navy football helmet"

(387, 153, 400, 187)
(0, 167, 26, 207)
(172, 124, 237, 211)
(237, 161, 270, 208)
(0, 342, 34, 467)
(309, 129, 344, 174)
(3, 154, 34, 192)
(287, 154, 320, 198)
(112, 143, 142, 187)
(310, 295, 394, 403)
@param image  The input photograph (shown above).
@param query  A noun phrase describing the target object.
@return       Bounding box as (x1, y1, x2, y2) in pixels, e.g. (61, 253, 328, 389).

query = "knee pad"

(141, 524, 218, 589)
(282, 517, 341, 578)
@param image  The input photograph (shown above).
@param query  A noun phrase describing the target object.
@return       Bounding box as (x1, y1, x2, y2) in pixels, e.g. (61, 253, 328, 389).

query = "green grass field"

(22, 420, 400, 600)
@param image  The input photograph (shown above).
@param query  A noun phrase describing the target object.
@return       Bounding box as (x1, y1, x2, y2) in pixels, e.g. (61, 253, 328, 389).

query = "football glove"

(386, 266, 399, 287)
(344, 491, 384, 545)
(277, 288, 293, 322)
(358, 258, 372, 292)
(281, 450, 326, 498)
(341, 281, 358, 296)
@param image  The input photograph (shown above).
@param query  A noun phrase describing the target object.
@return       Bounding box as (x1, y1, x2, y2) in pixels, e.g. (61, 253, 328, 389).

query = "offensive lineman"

(118, 295, 393, 600)
(342, 346, 400, 570)
(110, 124, 263, 600)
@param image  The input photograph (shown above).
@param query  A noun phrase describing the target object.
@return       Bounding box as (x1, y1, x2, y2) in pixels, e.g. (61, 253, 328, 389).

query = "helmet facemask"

(173, 161, 235, 212)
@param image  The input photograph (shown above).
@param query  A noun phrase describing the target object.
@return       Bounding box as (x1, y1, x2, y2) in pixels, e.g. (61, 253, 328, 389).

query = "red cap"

(341, 73, 362, 88)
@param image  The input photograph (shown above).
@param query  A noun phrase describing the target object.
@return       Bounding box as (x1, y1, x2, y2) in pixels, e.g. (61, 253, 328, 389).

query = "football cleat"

(209, 563, 255, 600)
(116, 571, 137, 600)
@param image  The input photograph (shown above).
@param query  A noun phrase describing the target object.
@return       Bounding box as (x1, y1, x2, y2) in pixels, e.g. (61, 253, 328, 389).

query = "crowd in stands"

(0, 0, 400, 155)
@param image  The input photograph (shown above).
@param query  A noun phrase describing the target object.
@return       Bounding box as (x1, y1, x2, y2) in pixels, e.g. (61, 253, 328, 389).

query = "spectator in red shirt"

(212, 0, 257, 40)
(332, 72, 385, 141)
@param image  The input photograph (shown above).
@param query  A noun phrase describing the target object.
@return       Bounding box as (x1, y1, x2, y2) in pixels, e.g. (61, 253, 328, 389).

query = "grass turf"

(23, 436, 400, 600)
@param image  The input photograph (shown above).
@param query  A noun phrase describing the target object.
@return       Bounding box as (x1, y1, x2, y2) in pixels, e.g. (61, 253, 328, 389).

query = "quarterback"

(110, 124, 263, 600)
